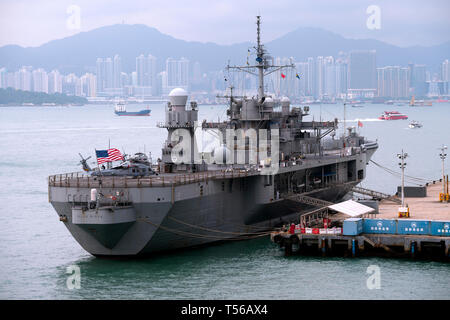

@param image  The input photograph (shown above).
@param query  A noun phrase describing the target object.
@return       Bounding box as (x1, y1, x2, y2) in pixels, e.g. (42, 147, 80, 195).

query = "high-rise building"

(376, 66, 409, 98)
(136, 54, 157, 87)
(412, 64, 427, 97)
(271, 57, 295, 98)
(314, 56, 324, 98)
(306, 57, 314, 97)
(105, 57, 113, 89)
(166, 57, 189, 93)
(135, 54, 157, 97)
(96, 58, 106, 92)
(348, 50, 376, 97)
(96, 55, 123, 96)
(113, 55, 122, 89)
(323, 56, 335, 98)
(335, 61, 348, 97)
(16, 66, 32, 91)
(6, 72, 15, 88)
(295, 62, 308, 97)
(48, 70, 62, 94)
(62, 73, 79, 95)
(441, 59, 449, 95)
(0, 68, 6, 88)
(442, 59, 449, 82)
(32, 68, 48, 93)
(80, 73, 97, 97)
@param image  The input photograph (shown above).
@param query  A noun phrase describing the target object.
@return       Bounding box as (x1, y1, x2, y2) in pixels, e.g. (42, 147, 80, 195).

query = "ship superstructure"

(48, 17, 378, 256)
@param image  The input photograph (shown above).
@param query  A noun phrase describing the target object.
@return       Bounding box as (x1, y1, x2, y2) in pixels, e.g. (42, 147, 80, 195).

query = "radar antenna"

(226, 16, 294, 100)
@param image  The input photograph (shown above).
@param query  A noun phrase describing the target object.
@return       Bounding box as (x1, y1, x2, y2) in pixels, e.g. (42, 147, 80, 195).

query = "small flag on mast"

(358, 120, 363, 127)
(96, 148, 124, 165)
(296, 73, 301, 79)
(281, 73, 286, 79)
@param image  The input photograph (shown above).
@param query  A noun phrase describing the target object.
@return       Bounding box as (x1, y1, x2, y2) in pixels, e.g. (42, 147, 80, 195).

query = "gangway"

(352, 186, 401, 204)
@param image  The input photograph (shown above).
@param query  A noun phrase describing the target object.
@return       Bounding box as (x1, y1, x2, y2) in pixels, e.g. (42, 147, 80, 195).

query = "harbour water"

(0, 103, 449, 299)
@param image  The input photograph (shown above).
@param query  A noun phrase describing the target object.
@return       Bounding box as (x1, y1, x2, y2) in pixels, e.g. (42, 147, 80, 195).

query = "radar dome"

(169, 88, 188, 107)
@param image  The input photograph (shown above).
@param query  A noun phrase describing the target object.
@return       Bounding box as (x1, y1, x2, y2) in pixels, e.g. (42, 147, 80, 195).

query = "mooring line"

(167, 215, 270, 235)
(138, 218, 272, 241)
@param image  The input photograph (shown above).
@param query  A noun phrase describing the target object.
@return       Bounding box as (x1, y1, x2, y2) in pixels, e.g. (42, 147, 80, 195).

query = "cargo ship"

(114, 101, 151, 116)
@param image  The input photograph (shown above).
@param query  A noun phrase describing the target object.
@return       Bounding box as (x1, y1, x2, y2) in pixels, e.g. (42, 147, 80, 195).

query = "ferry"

(378, 111, 408, 120)
(114, 101, 151, 116)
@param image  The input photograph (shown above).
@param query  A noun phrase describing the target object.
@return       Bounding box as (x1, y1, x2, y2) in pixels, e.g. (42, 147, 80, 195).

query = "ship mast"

(256, 16, 264, 99)
(226, 16, 294, 101)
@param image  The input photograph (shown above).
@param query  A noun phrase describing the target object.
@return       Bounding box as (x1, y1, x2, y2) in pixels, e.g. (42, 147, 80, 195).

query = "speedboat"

(408, 120, 422, 128)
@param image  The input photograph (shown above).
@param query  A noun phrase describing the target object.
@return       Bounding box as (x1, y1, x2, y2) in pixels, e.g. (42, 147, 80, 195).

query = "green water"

(0, 103, 449, 299)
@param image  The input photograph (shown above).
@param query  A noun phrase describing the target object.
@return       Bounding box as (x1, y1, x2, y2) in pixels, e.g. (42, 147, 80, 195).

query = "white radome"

(169, 88, 188, 106)
(169, 87, 188, 97)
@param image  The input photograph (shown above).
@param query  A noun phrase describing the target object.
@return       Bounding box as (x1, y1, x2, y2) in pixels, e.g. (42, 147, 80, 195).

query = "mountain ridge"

(1, 24, 448, 74)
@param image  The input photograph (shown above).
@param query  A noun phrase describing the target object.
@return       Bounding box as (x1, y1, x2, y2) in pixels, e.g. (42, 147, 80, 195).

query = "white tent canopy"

(328, 200, 375, 217)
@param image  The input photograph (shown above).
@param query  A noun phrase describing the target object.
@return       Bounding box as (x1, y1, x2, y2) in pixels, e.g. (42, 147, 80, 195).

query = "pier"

(270, 181, 450, 260)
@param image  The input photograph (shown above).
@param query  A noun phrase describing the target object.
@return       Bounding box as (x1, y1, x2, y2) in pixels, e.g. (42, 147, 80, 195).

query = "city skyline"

(1, 52, 449, 101)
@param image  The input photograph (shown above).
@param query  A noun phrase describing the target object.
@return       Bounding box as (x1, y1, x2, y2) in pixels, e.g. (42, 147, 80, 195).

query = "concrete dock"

(377, 182, 450, 220)
(270, 182, 450, 260)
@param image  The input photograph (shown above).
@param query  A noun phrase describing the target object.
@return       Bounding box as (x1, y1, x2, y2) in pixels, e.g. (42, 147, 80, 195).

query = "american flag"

(96, 148, 124, 165)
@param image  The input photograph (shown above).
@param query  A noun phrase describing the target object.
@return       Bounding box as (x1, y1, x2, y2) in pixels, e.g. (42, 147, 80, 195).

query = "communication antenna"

(226, 16, 294, 101)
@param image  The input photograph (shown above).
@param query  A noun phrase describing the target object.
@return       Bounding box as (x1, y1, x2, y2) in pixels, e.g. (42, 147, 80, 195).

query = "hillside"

(0, 24, 448, 74)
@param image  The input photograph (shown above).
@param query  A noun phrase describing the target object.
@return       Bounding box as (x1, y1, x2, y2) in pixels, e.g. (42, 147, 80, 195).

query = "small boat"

(114, 101, 151, 116)
(408, 121, 422, 129)
(378, 111, 408, 120)
(352, 104, 364, 108)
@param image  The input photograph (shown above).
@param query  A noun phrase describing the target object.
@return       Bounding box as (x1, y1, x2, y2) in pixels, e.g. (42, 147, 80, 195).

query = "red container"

(289, 223, 295, 234)
(300, 228, 305, 234)
(312, 228, 320, 234)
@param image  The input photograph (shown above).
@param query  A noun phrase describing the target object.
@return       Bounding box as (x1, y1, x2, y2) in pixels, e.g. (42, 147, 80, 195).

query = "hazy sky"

(1, 0, 449, 48)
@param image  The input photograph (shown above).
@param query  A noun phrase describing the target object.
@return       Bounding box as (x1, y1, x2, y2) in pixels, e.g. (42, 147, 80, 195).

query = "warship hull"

(49, 148, 376, 257)
(48, 16, 379, 257)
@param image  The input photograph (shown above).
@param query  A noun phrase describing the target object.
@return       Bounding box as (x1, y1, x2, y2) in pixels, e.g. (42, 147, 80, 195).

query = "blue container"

(430, 220, 450, 237)
(397, 219, 430, 235)
(363, 219, 397, 234)
(343, 218, 364, 235)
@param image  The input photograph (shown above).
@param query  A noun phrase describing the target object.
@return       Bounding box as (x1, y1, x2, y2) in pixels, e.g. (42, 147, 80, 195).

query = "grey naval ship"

(48, 16, 378, 257)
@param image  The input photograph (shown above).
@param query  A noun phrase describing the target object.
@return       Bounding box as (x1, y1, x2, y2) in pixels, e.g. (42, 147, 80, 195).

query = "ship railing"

(48, 168, 258, 189)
